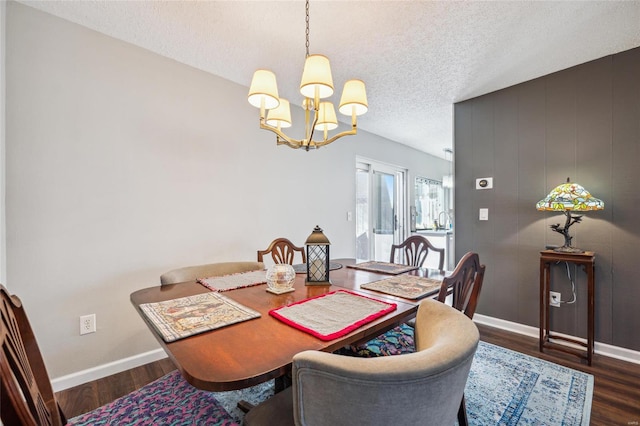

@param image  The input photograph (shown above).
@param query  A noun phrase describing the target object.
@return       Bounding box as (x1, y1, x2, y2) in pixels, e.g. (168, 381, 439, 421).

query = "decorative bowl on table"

(266, 264, 296, 294)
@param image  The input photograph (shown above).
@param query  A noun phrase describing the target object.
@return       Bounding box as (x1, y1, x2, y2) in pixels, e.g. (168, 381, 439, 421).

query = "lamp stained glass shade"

(536, 181, 604, 212)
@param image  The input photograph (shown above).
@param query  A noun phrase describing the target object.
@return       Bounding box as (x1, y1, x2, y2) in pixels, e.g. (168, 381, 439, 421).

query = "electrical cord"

(561, 261, 577, 304)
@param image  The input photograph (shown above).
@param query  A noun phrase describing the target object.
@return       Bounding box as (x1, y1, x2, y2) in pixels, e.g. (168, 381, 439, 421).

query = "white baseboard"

(51, 315, 640, 392)
(474, 313, 640, 365)
(51, 349, 168, 392)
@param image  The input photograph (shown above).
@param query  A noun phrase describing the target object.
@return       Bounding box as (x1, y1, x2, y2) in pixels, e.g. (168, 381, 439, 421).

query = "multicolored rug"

(213, 341, 594, 425)
(69, 370, 240, 425)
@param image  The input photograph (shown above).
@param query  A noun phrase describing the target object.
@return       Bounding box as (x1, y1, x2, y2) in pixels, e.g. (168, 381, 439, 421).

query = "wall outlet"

(549, 291, 561, 308)
(80, 314, 96, 335)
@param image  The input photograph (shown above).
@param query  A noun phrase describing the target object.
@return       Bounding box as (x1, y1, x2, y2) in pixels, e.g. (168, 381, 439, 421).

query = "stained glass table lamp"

(536, 177, 604, 253)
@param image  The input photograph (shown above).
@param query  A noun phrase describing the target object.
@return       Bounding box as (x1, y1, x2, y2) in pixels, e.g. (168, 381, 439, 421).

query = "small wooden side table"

(539, 250, 595, 365)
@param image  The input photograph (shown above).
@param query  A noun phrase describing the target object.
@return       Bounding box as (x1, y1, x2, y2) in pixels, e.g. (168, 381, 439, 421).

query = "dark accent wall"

(454, 47, 640, 351)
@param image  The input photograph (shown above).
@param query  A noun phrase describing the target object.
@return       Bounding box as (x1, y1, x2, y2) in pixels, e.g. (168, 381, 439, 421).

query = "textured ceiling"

(19, 1, 640, 159)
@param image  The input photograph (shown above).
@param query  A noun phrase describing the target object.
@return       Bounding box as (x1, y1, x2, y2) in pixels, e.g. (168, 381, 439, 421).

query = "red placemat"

(269, 290, 396, 341)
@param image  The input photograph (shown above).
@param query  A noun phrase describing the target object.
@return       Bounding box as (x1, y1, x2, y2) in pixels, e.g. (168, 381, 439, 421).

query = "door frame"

(355, 157, 407, 261)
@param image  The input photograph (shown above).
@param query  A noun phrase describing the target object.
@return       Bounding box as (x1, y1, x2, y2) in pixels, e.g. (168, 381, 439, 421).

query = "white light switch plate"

(479, 208, 489, 221)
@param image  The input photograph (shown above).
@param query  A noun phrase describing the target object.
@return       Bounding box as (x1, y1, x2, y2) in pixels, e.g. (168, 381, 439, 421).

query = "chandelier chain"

(305, 0, 310, 57)
(248, 0, 367, 150)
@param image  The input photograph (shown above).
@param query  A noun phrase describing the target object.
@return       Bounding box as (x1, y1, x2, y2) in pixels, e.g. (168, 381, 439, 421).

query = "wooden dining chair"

(244, 299, 479, 426)
(160, 261, 264, 285)
(257, 238, 306, 265)
(0, 284, 239, 426)
(390, 235, 445, 270)
(436, 251, 485, 426)
(437, 251, 485, 320)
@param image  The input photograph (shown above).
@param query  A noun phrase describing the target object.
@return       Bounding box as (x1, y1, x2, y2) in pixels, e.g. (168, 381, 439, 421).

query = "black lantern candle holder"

(305, 225, 331, 285)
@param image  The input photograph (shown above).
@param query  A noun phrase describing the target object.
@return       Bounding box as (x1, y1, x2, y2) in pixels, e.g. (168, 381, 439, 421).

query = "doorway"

(355, 159, 406, 262)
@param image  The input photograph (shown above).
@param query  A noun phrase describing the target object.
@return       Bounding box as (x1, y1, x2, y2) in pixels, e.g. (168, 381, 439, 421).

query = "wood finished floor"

(57, 323, 640, 425)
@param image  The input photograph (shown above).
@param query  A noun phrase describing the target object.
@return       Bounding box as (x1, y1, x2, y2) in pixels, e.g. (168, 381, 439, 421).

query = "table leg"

(539, 260, 549, 352)
(587, 263, 595, 365)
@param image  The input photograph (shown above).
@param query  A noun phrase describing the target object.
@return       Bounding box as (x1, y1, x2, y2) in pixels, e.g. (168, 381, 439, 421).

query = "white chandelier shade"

(300, 54, 334, 99)
(315, 102, 338, 131)
(247, 0, 368, 150)
(339, 79, 368, 116)
(266, 98, 292, 128)
(247, 70, 279, 110)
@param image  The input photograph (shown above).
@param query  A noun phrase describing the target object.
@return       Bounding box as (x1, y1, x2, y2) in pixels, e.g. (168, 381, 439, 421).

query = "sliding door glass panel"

(355, 167, 370, 261)
(355, 159, 406, 262)
(373, 170, 396, 262)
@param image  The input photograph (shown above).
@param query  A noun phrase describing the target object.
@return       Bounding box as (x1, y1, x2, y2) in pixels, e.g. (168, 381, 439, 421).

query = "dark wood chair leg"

(239, 375, 291, 413)
(274, 375, 291, 393)
(237, 400, 255, 413)
(457, 394, 468, 426)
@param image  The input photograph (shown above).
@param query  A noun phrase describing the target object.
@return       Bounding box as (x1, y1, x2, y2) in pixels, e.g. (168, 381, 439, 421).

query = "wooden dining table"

(130, 258, 446, 392)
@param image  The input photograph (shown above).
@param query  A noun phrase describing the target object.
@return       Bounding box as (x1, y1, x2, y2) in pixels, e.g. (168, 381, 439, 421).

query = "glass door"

(356, 160, 406, 262)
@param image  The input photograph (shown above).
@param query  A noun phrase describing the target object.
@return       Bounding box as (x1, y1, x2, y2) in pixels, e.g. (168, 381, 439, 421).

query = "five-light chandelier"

(247, 0, 368, 151)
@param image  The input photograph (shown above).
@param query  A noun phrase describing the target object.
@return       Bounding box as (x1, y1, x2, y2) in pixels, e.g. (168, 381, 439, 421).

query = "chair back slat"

(437, 252, 485, 319)
(390, 235, 445, 270)
(257, 238, 306, 265)
(1, 285, 65, 426)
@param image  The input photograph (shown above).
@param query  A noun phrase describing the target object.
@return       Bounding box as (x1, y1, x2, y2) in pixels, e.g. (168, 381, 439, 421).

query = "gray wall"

(455, 47, 639, 351)
(4, 2, 448, 379)
(1, 1, 6, 284)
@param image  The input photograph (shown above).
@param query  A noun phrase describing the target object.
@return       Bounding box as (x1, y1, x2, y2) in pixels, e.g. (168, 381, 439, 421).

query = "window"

(414, 177, 444, 230)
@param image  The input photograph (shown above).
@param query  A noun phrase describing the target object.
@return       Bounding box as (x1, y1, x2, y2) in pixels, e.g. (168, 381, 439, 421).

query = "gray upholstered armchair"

(160, 261, 264, 285)
(244, 298, 479, 426)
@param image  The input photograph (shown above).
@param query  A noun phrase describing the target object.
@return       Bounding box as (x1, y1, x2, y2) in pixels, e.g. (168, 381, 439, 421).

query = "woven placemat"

(360, 275, 442, 300)
(140, 292, 261, 342)
(269, 290, 396, 341)
(197, 270, 266, 292)
(346, 261, 419, 275)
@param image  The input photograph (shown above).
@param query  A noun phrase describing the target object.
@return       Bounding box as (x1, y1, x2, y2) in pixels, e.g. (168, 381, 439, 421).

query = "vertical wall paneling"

(544, 69, 581, 336)
(515, 80, 547, 324)
(453, 102, 475, 259)
(490, 90, 519, 321)
(471, 97, 496, 307)
(611, 49, 640, 348)
(575, 58, 614, 343)
(454, 47, 640, 351)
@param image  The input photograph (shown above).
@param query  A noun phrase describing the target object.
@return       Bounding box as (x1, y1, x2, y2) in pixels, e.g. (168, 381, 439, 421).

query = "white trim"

(474, 313, 640, 365)
(50, 315, 640, 393)
(51, 349, 168, 392)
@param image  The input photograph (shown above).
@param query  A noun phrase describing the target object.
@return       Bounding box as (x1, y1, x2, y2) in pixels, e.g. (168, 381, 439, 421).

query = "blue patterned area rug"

(213, 341, 594, 425)
(465, 341, 593, 425)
